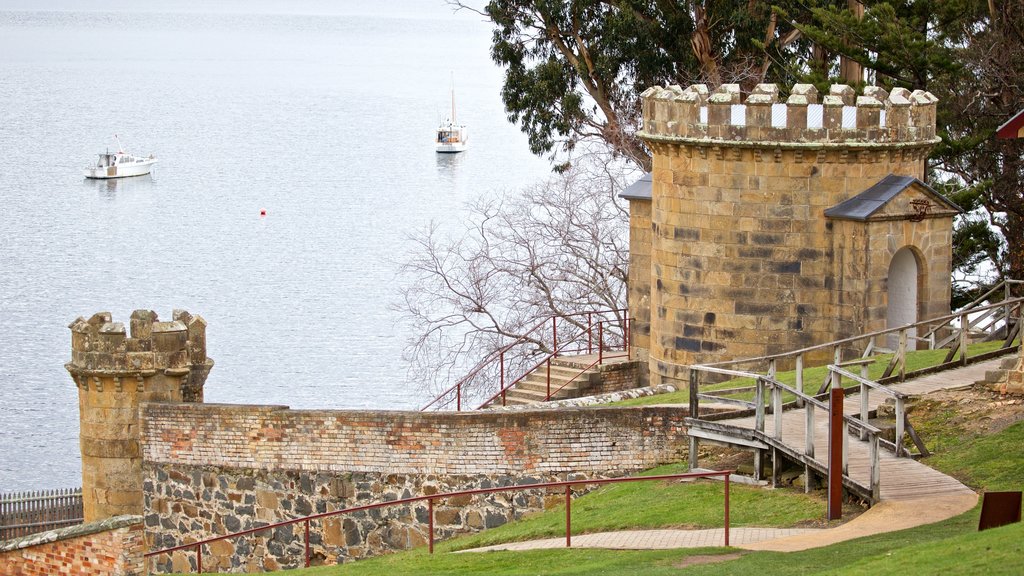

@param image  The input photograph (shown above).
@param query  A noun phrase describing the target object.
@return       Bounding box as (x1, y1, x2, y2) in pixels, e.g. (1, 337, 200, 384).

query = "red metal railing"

(480, 316, 632, 409)
(420, 308, 630, 412)
(144, 469, 732, 573)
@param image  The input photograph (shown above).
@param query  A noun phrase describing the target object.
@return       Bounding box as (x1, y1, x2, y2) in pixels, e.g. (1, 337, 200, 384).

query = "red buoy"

(260, 209, 267, 216)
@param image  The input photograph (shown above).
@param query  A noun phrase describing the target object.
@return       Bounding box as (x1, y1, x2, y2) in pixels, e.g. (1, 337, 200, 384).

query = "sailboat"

(436, 77, 468, 153)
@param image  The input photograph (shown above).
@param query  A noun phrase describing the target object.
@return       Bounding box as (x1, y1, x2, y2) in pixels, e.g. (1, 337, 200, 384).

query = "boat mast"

(450, 72, 456, 125)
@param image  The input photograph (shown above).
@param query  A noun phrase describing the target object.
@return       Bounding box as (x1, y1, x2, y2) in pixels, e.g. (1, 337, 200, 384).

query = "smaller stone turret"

(66, 309, 213, 522)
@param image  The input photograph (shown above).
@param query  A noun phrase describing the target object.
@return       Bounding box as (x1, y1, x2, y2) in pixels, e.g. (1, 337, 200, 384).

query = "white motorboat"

(84, 136, 157, 179)
(436, 79, 467, 153)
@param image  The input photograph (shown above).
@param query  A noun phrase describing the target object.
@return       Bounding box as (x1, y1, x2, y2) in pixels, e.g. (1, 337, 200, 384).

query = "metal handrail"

(144, 469, 733, 573)
(478, 317, 631, 409)
(422, 308, 629, 411)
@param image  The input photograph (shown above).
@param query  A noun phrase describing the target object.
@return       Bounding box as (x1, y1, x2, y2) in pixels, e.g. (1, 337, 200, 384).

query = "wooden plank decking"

(700, 359, 1002, 502)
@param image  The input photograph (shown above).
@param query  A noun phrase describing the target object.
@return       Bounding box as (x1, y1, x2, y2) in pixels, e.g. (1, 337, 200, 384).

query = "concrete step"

(504, 385, 577, 401)
(513, 381, 582, 396)
(984, 369, 1009, 384)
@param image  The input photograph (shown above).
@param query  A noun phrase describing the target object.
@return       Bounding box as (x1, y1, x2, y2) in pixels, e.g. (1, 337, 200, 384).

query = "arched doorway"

(887, 247, 920, 348)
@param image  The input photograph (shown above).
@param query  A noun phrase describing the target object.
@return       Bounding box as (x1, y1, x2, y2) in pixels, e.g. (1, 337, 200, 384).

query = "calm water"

(0, 1, 551, 491)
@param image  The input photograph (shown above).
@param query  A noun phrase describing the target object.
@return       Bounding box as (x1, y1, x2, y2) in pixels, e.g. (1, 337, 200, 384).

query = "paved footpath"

(461, 358, 999, 555)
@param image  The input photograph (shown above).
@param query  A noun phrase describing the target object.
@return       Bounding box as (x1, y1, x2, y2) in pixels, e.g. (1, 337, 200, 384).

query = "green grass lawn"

(227, 419, 1024, 576)
(442, 463, 823, 552)
(613, 339, 1013, 408)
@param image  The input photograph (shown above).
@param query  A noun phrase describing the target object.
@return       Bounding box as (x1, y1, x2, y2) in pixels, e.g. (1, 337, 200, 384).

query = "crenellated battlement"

(67, 309, 214, 522)
(67, 309, 208, 376)
(638, 83, 939, 147)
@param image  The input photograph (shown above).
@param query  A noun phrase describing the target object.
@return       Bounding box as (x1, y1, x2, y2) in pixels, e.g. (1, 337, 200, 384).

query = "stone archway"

(887, 247, 921, 348)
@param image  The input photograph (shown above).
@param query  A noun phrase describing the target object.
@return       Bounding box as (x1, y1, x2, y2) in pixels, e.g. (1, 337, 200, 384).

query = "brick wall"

(0, 515, 143, 576)
(141, 403, 687, 476)
(582, 360, 642, 396)
(141, 402, 688, 570)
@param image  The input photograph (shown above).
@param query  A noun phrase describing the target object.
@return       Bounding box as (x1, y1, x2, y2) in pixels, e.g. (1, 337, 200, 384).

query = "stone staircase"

(492, 358, 600, 406)
(973, 349, 1023, 393)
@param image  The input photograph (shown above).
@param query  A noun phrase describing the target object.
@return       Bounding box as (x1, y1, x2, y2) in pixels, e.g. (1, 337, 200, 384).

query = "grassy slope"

(278, 421, 1024, 575)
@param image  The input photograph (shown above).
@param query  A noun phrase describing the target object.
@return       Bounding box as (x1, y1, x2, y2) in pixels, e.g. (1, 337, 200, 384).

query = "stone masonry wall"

(141, 402, 688, 570)
(581, 360, 642, 396)
(628, 199, 653, 361)
(994, 345, 1024, 395)
(67, 310, 212, 522)
(0, 515, 144, 576)
(637, 83, 945, 386)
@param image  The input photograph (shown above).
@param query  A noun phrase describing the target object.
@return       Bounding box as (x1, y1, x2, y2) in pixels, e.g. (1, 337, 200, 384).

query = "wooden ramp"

(689, 360, 1000, 503)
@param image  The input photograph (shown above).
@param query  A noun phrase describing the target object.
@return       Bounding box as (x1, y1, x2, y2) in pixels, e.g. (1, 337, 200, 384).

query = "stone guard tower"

(626, 83, 960, 387)
(66, 310, 213, 522)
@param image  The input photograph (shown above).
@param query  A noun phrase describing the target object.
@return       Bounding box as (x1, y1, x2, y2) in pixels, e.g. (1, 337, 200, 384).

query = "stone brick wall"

(635, 83, 952, 386)
(628, 199, 652, 360)
(67, 310, 213, 521)
(141, 402, 688, 570)
(0, 515, 144, 576)
(581, 360, 642, 396)
(995, 345, 1024, 395)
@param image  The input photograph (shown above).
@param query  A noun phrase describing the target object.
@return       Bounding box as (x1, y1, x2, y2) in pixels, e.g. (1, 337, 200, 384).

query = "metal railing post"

(546, 358, 551, 400)
(500, 351, 506, 406)
(565, 485, 572, 548)
(828, 387, 844, 521)
(428, 498, 434, 554)
(598, 321, 604, 364)
(724, 473, 730, 547)
(304, 519, 310, 567)
(196, 544, 202, 574)
(456, 383, 461, 412)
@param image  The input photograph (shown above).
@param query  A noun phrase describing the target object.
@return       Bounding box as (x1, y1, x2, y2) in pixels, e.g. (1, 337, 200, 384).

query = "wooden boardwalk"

(696, 359, 1001, 503)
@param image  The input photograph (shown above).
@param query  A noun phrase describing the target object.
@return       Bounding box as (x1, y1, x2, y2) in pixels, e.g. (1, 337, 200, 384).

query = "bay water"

(0, 1, 551, 491)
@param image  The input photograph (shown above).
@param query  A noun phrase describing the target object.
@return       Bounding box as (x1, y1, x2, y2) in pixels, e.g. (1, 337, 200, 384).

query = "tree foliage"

(790, 1, 1024, 295)
(464, 0, 1024, 295)
(459, 0, 822, 170)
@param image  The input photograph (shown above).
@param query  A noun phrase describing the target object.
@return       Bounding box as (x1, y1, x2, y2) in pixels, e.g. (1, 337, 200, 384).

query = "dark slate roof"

(619, 172, 652, 200)
(823, 174, 961, 221)
(996, 108, 1024, 139)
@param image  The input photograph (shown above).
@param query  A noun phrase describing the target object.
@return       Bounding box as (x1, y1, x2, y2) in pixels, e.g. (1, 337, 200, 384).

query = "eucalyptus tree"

(456, 0, 818, 171)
